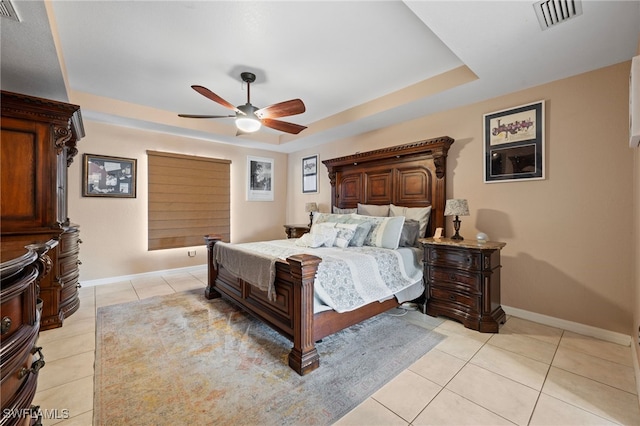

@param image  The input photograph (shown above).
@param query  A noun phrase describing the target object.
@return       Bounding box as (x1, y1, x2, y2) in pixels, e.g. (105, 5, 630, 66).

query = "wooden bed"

(204, 136, 454, 375)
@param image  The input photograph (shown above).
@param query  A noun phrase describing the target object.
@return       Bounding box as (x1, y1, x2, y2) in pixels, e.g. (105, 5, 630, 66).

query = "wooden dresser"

(1, 91, 84, 330)
(421, 238, 506, 332)
(1, 241, 56, 426)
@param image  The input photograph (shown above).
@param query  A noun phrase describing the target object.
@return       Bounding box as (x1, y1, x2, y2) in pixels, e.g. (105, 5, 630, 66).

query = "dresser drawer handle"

(1, 317, 11, 335)
(466, 256, 473, 264)
(449, 295, 456, 301)
(449, 274, 456, 281)
(19, 347, 45, 379)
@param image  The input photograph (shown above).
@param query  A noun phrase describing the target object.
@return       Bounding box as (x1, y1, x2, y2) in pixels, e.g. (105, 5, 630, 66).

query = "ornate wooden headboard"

(322, 136, 454, 238)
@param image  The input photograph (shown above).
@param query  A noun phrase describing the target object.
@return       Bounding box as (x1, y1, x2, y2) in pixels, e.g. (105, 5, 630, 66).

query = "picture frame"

(483, 100, 545, 183)
(302, 154, 318, 193)
(82, 153, 137, 198)
(247, 155, 274, 201)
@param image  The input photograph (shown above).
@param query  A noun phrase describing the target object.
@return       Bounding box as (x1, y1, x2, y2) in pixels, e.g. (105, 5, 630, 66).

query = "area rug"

(94, 289, 444, 425)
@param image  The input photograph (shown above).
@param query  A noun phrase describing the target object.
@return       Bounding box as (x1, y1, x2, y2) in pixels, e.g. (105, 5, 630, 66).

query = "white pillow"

(334, 223, 358, 248)
(332, 206, 357, 214)
(295, 233, 329, 248)
(351, 214, 405, 249)
(389, 204, 431, 238)
(313, 212, 351, 225)
(310, 222, 339, 247)
(357, 203, 390, 217)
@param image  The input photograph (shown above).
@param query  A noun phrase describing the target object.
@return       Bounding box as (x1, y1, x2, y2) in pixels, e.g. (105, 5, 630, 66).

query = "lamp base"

(451, 216, 464, 240)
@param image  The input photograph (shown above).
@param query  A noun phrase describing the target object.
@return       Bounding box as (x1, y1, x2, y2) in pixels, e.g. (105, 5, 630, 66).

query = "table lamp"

(444, 199, 469, 241)
(305, 202, 318, 228)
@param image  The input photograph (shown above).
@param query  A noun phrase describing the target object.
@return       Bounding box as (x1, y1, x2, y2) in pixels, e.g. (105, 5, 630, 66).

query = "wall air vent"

(533, 0, 582, 30)
(0, 0, 19, 21)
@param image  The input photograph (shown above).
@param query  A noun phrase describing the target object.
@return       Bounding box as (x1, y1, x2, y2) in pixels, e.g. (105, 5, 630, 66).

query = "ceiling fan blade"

(261, 118, 307, 135)
(255, 99, 306, 119)
(191, 85, 243, 114)
(178, 114, 235, 119)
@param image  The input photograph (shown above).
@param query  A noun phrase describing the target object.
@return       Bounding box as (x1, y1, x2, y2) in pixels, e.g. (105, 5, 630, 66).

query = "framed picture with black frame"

(483, 100, 545, 183)
(247, 155, 274, 201)
(302, 154, 318, 193)
(82, 153, 137, 197)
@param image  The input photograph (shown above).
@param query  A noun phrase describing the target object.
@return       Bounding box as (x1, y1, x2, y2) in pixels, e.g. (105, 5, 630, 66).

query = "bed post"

(204, 235, 222, 300)
(286, 253, 322, 375)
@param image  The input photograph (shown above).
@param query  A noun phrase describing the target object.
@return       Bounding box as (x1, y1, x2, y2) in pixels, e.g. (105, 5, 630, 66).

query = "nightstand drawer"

(429, 268, 481, 293)
(430, 287, 480, 311)
(426, 247, 481, 271)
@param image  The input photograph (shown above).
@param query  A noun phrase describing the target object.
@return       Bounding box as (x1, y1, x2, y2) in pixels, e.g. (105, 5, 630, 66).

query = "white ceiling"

(2, 1, 639, 153)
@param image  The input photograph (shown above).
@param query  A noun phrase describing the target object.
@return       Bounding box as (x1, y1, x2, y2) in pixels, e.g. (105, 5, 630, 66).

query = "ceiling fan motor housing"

(241, 72, 256, 83)
(237, 103, 258, 117)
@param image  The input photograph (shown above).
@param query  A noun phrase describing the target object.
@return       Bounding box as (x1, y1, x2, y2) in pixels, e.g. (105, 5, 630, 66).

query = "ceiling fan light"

(236, 116, 261, 133)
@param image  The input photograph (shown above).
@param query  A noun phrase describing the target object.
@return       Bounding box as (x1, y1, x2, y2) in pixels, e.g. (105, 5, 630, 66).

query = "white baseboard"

(80, 264, 207, 287)
(502, 304, 631, 347)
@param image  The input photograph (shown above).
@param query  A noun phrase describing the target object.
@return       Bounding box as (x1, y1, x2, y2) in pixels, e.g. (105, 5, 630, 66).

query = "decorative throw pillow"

(398, 219, 421, 247)
(334, 223, 358, 248)
(332, 206, 357, 214)
(309, 222, 339, 247)
(389, 204, 432, 238)
(352, 214, 405, 249)
(295, 232, 328, 248)
(348, 220, 373, 247)
(357, 203, 390, 217)
(312, 212, 373, 247)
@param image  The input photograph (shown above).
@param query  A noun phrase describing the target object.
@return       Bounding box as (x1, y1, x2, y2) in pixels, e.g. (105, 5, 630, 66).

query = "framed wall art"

(247, 155, 274, 201)
(302, 154, 318, 193)
(483, 100, 545, 183)
(82, 153, 137, 197)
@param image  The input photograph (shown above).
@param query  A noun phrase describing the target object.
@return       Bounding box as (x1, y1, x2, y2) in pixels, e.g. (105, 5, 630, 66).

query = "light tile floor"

(32, 268, 640, 425)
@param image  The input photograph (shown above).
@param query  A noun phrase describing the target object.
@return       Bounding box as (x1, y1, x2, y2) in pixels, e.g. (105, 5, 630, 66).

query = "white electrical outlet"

(188, 250, 196, 257)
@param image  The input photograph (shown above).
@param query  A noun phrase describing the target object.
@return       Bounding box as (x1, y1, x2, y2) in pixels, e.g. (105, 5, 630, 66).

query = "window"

(147, 151, 230, 250)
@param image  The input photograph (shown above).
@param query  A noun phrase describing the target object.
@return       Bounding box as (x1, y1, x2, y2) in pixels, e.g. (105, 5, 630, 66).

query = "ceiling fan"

(178, 72, 307, 135)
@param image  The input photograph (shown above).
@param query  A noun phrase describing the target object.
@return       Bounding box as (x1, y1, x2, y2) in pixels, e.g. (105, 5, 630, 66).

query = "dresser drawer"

(58, 227, 81, 257)
(426, 247, 482, 271)
(58, 253, 80, 281)
(429, 267, 481, 293)
(430, 286, 480, 311)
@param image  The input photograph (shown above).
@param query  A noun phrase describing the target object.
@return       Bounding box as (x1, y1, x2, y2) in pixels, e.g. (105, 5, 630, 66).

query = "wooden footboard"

(204, 235, 322, 375)
(204, 235, 400, 375)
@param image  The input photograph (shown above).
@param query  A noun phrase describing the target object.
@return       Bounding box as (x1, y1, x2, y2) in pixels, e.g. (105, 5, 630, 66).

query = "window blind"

(147, 151, 230, 250)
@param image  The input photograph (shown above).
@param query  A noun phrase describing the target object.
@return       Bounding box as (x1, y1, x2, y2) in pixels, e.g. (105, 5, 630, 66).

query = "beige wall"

(70, 122, 288, 281)
(288, 61, 635, 335)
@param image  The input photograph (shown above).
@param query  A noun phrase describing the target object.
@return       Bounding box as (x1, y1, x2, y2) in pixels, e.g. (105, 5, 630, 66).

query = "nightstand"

(420, 237, 507, 333)
(283, 224, 310, 239)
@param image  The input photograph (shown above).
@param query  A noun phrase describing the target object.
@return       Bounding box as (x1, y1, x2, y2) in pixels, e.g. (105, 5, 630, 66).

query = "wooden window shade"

(147, 151, 231, 251)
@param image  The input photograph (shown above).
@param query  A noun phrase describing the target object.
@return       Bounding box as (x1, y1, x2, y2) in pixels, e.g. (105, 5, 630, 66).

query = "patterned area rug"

(94, 289, 444, 425)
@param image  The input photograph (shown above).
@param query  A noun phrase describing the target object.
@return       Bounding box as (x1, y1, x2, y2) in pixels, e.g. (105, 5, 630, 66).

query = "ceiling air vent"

(0, 0, 19, 21)
(533, 0, 582, 30)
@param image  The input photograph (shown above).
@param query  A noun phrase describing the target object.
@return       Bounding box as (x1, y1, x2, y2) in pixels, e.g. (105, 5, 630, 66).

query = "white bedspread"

(214, 239, 423, 313)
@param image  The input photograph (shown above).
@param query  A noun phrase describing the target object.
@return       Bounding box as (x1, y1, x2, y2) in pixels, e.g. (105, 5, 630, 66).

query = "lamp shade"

(305, 202, 318, 213)
(444, 199, 469, 216)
